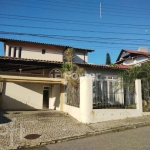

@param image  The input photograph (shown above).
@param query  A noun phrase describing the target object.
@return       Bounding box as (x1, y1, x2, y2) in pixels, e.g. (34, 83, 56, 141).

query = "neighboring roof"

(116, 49, 150, 62)
(0, 56, 129, 70)
(0, 37, 94, 52)
(76, 62, 130, 69)
(114, 64, 130, 69)
(124, 50, 150, 56)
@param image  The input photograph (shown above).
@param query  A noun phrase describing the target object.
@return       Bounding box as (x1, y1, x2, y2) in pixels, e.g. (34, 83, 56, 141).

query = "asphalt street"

(24, 126, 150, 150)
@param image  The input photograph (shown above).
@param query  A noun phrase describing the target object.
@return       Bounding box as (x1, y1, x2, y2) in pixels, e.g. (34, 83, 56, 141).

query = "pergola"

(0, 56, 62, 72)
(0, 75, 64, 84)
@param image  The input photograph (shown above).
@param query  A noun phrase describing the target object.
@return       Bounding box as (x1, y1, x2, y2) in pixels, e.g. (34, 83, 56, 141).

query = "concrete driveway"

(1, 111, 150, 149)
(0, 110, 91, 149)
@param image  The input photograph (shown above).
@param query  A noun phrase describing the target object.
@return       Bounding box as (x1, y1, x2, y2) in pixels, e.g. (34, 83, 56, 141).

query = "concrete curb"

(16, 121, 150, 149)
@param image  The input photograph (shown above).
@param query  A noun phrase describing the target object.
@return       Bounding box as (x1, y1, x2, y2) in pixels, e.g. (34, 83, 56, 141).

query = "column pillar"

(11, 47, 14, 57)
(16, 47, 19, 58)
(80, 76, 93, 123)
(60, 84, 65, 111)
(135, 79, 142, 112)
(5, 45, 9, 56)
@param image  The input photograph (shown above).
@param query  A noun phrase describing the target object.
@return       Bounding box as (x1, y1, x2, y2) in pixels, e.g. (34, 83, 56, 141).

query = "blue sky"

(0, 0, 150, 64)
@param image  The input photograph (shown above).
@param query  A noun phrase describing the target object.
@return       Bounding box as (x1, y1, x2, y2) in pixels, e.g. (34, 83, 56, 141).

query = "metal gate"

(93, 76, 135, 109)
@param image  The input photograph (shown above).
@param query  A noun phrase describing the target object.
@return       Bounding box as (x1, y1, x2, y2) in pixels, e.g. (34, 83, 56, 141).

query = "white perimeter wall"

(91, 109, 142, 123)
(63, 104, 81, 121)
(63, 77, 143, 123)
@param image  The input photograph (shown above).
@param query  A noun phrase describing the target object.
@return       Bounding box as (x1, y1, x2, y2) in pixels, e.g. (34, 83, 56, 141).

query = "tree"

(62, 48, 84, 88)
(106, 53, 111, 65)
(118, 61, 150, 104)
(62, 48, 84, 106)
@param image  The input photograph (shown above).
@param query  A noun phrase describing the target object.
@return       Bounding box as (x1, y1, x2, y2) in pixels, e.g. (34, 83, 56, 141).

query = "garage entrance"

(43, 87, 50, 109)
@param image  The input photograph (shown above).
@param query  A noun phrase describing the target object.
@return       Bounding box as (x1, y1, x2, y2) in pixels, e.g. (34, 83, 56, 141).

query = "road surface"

(25, 126, 150, 150)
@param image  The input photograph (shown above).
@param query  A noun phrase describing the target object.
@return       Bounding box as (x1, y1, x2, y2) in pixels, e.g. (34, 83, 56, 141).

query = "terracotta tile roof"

(0, 56, 129, 70)
(0, 55, 63, 64)
(123, 50, 150, 56)
(116, 49, 150, 62)
(77, 63, 130, 69)
(114, 64, 130, 69)
(0, 37, 94, 52)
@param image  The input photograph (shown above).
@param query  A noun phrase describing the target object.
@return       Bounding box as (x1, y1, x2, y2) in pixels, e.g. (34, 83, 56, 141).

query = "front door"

(43, 87, 50, 109)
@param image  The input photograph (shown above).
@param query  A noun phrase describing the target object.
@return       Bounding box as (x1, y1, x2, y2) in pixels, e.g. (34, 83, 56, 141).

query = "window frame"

(13, 47, 17, 57)
(19, 47, 22, 58)
(42, 49, 46, 54)
(8, 46, 11, 57)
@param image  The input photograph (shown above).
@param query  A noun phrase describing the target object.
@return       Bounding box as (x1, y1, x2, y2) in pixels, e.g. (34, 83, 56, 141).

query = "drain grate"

(13, 112, 20, 114)
(24, 134, 41, 140)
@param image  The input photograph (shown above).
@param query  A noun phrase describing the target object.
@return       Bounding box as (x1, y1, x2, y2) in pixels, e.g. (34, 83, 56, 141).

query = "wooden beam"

(0, 59, 62, 68)
(0, 75, 64, 84)
(1, 79, 62, 84)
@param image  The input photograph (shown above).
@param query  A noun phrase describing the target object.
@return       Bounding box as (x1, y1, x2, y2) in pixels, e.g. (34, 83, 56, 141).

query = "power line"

(0, 13, 149, 27)
(5, 0, 150, 15)
(1, 23, 150, 36)
(1, 1, 150, 19)
(0, 16, 148, 30)
(1, 31, 150, 46)
(1, 13, 150, 30)
(4, 0, 97, 11)
(0, 2, 97, 15)
(65, 0, 150, 12)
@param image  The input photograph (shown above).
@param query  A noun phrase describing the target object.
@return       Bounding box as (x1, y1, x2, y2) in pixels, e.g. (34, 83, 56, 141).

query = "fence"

(93, 77, 135, 109)
(79, 77, 142, 123)
(63, 76, 143, 123)
(141, 79, 150, 112)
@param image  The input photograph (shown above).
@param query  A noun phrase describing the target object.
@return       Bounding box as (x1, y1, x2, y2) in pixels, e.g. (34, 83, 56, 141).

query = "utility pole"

(100, 2, 102, 18)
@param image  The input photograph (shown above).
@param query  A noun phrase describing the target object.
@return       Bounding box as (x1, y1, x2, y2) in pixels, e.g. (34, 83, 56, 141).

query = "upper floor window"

(42, 49, 46, 54)
(14, 47, 17, 57)
(8, 46, 11, 57)
(19, 47, 22, 58)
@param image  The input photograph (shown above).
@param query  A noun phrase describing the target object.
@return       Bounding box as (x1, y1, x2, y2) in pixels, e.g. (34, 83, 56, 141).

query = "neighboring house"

(0, 38, 128, 111)
(115, 47, 150, 66)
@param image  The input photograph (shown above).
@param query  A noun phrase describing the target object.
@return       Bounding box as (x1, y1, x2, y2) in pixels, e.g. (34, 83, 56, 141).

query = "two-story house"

(0, 38, 128, 111)
(115, 47, 150, 66)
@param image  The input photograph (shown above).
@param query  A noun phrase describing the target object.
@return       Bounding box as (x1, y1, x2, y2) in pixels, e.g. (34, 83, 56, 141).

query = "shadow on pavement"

(0, 111, 11, 124)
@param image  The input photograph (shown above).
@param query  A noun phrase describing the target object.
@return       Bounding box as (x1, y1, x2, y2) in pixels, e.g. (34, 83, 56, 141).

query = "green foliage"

(119, 61, 150, 81)
(64, 47, 74, 62)
(62, 48, 84, 88)
(61, 62, 77, 73)
(118, 61, 150, 102)
(110, 63, 117, 67)
(106, 53, 111, 65)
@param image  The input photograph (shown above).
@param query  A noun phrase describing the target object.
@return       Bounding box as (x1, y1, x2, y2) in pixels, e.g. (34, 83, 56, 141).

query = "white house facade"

(0, 38, 128, 111)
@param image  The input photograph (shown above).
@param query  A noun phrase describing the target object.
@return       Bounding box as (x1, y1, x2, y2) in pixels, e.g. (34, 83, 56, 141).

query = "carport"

(0, 56, 65, 111)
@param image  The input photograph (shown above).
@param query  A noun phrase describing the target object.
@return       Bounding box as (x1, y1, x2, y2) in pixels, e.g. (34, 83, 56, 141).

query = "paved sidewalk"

(0, 111, 150, 150)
